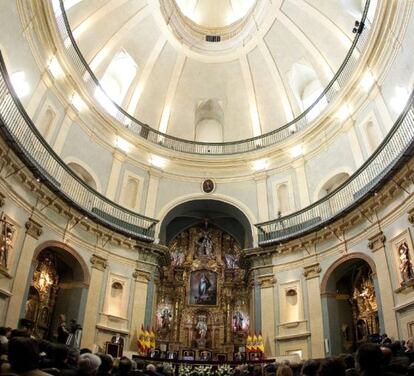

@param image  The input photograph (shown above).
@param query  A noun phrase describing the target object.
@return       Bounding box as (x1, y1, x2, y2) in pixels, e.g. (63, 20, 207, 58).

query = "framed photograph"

(182, 349, 195, 360)
(189, 270, 217, 305)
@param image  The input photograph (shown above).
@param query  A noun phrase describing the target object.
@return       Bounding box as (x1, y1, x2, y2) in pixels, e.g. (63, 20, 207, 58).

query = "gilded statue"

(197, 230, 213, 258)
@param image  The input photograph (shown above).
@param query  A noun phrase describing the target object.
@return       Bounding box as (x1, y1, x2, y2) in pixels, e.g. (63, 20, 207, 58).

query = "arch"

(156, 194, 257, 247)
(313, 166, 354, 202)
(276, 183, 290, 216)
(364, 120, 382, 153)
(32, 240, 90, 287)
(320, 252, 377, 295)
(195, 99, 224, 142)
(64, 156, 102, 193)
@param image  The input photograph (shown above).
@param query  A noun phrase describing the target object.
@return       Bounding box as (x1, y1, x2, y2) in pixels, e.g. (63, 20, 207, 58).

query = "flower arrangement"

(216, 364, 233, 376)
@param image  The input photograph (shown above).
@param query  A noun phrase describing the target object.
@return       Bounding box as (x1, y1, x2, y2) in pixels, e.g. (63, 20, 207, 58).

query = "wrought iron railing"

(256, 90, 414, 246)
(52, 0, 373, 155)
(0, 52, 158, 242)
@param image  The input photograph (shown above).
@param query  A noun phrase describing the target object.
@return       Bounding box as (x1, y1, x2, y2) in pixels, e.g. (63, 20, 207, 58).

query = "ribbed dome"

(59, 0, 374, 143)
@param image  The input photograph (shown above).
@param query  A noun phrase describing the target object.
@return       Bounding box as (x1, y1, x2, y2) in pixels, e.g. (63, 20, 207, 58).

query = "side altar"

(154, 223, 250, 361)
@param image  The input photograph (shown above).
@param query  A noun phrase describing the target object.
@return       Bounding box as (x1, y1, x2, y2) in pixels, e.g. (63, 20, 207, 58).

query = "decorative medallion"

(202, 179, 215, 193)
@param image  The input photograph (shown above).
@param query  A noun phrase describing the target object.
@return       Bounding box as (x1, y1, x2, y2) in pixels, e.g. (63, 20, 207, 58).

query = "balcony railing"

(256, 90, 414, 246)
(52, 0, 373, 155)
(0, 52, 158, 242)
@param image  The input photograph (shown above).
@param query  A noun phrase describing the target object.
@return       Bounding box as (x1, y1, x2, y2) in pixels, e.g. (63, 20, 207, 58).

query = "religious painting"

(189, 270, 217, 305)
(232, 310, 249, 332)
(156, 304, 173, 330)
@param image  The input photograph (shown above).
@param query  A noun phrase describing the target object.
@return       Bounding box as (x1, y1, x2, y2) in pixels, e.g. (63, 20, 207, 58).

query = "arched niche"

(158, 199, 253, 248)
(194, 99, 224, 143)
(320, 253, 380, 356)
(66, 159, 100, 192)
(317, 172, 351, 200)
(23, 241, 90, 340)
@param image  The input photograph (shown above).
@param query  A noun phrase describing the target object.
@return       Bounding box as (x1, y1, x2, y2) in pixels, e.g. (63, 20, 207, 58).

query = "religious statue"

(196, 315, 208, 340)
(171, 248, 185, 267)
(0, 220, 13, 269)
(233, 310, 244, 331)
(197, 230, 213, 257)
(399, 242, 414, 283)
(224, 253, 238, 269)
(161, 308, 172, 329)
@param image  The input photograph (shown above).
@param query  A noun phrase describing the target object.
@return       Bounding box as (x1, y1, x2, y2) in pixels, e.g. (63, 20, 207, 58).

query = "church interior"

(0, 0, 414, 374)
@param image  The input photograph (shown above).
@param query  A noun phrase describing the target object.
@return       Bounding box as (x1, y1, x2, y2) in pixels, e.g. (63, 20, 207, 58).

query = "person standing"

(57, 314, 69, 344)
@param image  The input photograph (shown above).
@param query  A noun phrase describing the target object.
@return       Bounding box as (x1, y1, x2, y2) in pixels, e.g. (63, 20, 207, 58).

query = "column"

(258, 275, 277, 357)
(106, 151, 126, 200)
(52, 112, 74, 155)
(144, 169, 161, 218)
(292, 158, 310, 207)
(368, 232, 398, 338)
(129, 269, 151, 351)
(344, 119, 364, 167)
(81, 254, 107, 349)
(304, 263, 325, 358)
(255, 172, 269, 222)
(5, 219, 43, 328)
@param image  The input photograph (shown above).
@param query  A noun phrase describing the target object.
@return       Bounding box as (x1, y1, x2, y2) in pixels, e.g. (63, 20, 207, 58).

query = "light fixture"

(360, 71, 375, 91)
(11, 71, 30, 98)
(252, 159, 268, 171)
(150, 155, 168, 169)
(337, 104, 352, 121)
(115, 136, 132, 153)
(48, 57, 64, 78)
(290, 144, 303, 158)
(71, 92, 85, 111)
(390, 87, 410, 113)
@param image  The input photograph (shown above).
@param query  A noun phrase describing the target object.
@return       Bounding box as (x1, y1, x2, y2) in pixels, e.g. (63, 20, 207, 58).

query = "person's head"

(146, 363, 156, 372)
(97, 353, 113, 375)
(301, 359, 319, 376)
(10, 329, 29, 338)
(80, 348, 93, 355)
(356, 343, 382, 375)
(380, 346, 392, 366)
(317, 358, 346, 376)
(342, 354, 355, 370)
(67, 347, 80, 366)
(0, 327, 7, 336)
(78, 353, 102, 375)
(118, 357, 132, 375)
(407, 337, 414, 350)
(8, 337, 40, 372)
(276, 364, 293, 376)
(407, 363, 414, 376)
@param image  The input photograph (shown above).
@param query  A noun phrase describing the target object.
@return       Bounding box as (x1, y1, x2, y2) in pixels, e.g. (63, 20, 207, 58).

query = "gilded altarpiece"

(155, 225, 250, 359)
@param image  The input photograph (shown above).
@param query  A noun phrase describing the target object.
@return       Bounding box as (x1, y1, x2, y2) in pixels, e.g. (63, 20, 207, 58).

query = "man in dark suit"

(111, 332, 124, 347)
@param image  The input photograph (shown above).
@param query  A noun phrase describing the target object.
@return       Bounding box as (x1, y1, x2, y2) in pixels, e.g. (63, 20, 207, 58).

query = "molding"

(25, 218, 43, 239)
(258, 275, 277, 288)
(132, 269, 151, 283)
(275, 332, 311, 341)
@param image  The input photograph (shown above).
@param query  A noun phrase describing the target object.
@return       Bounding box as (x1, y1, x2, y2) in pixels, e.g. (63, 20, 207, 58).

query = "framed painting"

(189, 269, 217, 305)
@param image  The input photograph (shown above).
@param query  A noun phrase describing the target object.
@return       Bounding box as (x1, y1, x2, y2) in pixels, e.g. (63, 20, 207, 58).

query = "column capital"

(25, 218, 43, 239)
(408, 208, 414, 226)
(292, 156, 306, 169)
(303, 263, 321, 279)
(368, 231, 386, 252)
(132, 269, 151, 283)
(258, 275, 277, 288)
(113, 149, 127, 162)
(254, 171, 268, 181)
(148, 167, 163, 178)
(90, 254, 108, 271)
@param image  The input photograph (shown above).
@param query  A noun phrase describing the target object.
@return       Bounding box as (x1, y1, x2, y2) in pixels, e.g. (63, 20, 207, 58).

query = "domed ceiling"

(61, 0, 371, 143)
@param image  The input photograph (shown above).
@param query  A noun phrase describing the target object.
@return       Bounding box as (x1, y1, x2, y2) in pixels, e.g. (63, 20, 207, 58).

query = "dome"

(57, 0, 372, 144)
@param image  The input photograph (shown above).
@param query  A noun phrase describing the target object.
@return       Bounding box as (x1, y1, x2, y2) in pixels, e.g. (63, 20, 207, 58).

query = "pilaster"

(106, 150, 126, 200)
(258, 275, 277, 357)
(81, 254, 107, 349)
(367, 232, 398, 338)
(304, 263, 324, 358)
(144, 168, 162, 218)
(52, 111, 73, 155)
(292, 158, 310, 207)
(254, 172, 269, 222)
(5, 218, 43, 327)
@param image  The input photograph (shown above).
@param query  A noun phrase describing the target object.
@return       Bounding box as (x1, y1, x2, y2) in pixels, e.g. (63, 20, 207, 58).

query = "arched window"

(95, 50, 138, 115)
(195, 99, 224, 142)
(276, 183, 291, 216)
(67, 162, 98, 190)
(289, 63, 327, 123)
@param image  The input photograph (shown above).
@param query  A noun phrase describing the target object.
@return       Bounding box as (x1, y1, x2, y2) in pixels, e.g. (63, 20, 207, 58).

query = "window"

(276, 183, 290, 216)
